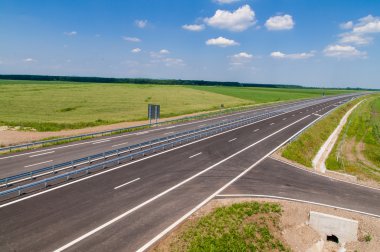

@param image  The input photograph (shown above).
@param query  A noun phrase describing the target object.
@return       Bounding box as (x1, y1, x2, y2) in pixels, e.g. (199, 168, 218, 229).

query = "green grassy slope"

(326, 95, 380, 182)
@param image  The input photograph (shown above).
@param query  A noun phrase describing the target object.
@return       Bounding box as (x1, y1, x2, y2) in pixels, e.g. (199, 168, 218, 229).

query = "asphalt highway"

(0, 95, 370, 252)
(0, 96, 346, 178)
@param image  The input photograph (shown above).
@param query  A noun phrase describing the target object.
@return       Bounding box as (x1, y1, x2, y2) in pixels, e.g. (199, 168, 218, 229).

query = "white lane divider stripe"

(91, 139, 111, 145)
(228, 138, 237, 143)
(189, 152, 202, 159)
(24, 160, 53, 168)
(29, 151, 55, 158)
(282, 118, 287, 120)
(253, 129, 260, 132)
(164, 131, 175, 135)
(114, 178, 140, 190)
(270, 123, 275, 125)
(112, 142, 129, 148)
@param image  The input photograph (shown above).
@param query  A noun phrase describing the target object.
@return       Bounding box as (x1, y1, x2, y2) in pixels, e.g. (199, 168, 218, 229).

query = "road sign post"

(148, 104, 160, 125)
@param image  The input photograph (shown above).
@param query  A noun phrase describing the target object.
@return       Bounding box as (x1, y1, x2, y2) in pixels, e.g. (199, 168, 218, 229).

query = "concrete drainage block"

(309, 211, 358, 244)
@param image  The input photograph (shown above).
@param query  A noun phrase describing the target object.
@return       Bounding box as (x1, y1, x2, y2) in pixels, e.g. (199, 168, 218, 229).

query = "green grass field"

(326, 95, 380, 182)
(0, 80, 357, 131)
(155, 201, 289, 252)
(281, 97, 365, 167)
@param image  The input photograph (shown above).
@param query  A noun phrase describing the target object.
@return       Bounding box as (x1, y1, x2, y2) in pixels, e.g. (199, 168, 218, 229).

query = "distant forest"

(0, 74, 373, 90)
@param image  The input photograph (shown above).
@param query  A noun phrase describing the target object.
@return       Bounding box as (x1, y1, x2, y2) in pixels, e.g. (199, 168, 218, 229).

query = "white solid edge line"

(269, 156, 380, 192)
(188, 152, 202, 159)
(136, 114, 320, 252)
(29, 151, 55, 158)
(0, 98, 313, 160)
(0, 104, 302, 209)
(24, 160, 53, 168)
(114, 178, 140, 190)
(215, 194, 380, 219)
(53, 115, 311, 252)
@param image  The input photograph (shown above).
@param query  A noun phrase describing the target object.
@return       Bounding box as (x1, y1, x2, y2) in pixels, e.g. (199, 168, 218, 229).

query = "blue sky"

(1, 0, 379, 88)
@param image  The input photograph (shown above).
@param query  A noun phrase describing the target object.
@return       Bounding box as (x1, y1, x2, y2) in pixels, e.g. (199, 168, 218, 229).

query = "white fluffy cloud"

(213, 0, 240, 4)
(353, 15, 380, 33)
(265, 15, 294, 31)
(206, 37, 239, 47)
(135, 20, 148, 28)
(323, 45, 366, 58)
(23, 58, 36, 62)
(64, 31, 77, 36)
(339, 33, 372, 45)
(159, 49, 170, 54)
(204, 5, 256, 32)
(123, 37, 141, 42)
(182, 24, 205, 31)
(340, 21, 353, 30)
(230, 52, 253, 65)
(337, 15, 380, 47)
(131, 48, 141, 53)
(270, 51, 314, 59)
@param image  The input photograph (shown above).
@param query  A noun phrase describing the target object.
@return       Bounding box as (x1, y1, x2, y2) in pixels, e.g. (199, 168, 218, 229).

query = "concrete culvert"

(327, 234, 339, 244)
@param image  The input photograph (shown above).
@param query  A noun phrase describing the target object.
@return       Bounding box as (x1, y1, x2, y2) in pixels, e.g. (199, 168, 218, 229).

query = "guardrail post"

(53, 165, 56, 174)
(66, 175, 70, 180)
(103, 153, 106, 160)
(71, 161, 74, 169)
(18, 189, 22, 196)
(117, 150, 119, 156)
(88, 157, 91, 164)
(5, 178, 8, 187)
(44, 182, 48, 188)
(30, 171, 33, 180)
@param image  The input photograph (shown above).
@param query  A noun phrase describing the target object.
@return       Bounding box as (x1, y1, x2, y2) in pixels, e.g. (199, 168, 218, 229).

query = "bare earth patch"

(152, 198, 380, 252)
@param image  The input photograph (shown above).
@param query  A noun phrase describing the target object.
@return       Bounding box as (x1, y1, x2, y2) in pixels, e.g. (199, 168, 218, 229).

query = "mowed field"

(0, 80, 356, 131)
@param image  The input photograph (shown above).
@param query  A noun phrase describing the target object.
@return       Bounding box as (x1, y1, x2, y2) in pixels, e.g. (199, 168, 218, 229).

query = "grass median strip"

(154, 202, 290, 252)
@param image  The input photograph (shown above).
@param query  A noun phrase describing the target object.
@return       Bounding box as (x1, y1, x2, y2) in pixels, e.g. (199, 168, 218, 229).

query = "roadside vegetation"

(281, 96, 366, 167)
(326, 95, 380, 182)
(0, 80, 356, 132)
(155, 202, 289, 252)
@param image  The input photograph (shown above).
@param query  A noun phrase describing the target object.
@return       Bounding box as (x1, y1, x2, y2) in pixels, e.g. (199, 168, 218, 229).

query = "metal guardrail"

(0, 110, 283, 186)
(0, 96, 349, 197)
(0, 96, 334, 153)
